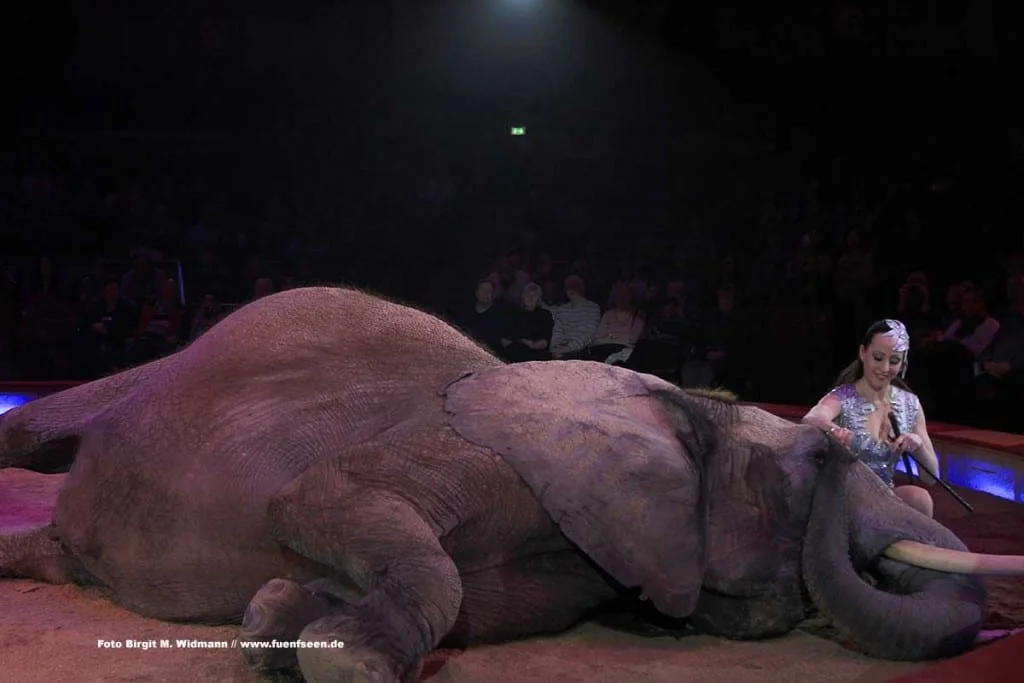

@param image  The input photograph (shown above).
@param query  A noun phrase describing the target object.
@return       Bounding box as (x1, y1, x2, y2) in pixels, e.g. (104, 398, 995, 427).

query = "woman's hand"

(892, 433, 924, 453)
(826, 424, 855, 448)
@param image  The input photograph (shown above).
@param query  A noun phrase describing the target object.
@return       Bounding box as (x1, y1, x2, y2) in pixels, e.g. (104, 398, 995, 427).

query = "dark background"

(2, 1, 1021, 431)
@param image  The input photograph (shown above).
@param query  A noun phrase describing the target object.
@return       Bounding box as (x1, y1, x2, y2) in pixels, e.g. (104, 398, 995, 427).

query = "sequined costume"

(830, 383, 921, 487)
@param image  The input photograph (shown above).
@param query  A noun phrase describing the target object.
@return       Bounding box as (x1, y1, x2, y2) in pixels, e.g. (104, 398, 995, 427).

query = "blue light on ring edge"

(0, 393, 34, 416)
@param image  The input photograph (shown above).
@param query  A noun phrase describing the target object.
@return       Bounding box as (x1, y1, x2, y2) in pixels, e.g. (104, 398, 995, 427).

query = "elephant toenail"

(242, 603, 263, 632)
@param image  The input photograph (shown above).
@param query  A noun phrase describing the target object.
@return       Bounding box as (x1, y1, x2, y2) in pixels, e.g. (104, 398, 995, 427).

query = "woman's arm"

(803, 393, 857, 447)
(801, 394, 841, 432)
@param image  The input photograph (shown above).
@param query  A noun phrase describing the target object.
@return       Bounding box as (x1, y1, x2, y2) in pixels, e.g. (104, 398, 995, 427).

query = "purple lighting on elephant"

(0, 393, 33, 416)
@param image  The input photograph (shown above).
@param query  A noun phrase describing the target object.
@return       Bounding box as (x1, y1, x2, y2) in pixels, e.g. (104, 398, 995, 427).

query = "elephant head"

(444, 360, 1024, 660)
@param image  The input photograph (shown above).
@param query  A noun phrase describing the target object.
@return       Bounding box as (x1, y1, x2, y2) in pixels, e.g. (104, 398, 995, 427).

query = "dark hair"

(832, 320, 912, 390)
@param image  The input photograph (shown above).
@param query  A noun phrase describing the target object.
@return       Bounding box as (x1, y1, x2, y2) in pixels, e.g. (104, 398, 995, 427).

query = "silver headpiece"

(882, 319, 910, 376)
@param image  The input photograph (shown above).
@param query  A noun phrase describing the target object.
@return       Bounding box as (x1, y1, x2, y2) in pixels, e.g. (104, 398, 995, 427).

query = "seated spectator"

(939, 281, 966, 329)
(187, 247, 228, 303)
(896, 271, 942, 350)
(456, 280, 512, 354)
(82, 278, 138, 373)
(120, 251, 166, 306)
(500, 283, 554, 362)
(913, 284, 999, 421)
(541, 279, 563, 307)
(548, 275, 601, 359)
(486, 250, 531, 305)
(623, 288, 695, 377)
(577, 285, 645, 363)
(190, 294, 224, 341)
(252, 277, 275, 301)
(973, 274, 1024, 431)
(646, 285, 691, 342)
(21, 256, 76, 379)
(938, 285, 1000, 358)
(683, 284, 751, 394)
(531, 252, 556, 293)
(128, 278, 184, 364)
(605, 261, 646, 311)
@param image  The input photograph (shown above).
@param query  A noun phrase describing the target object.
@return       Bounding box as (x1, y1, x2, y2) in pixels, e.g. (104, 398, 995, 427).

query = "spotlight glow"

(0, 393, 33, 416)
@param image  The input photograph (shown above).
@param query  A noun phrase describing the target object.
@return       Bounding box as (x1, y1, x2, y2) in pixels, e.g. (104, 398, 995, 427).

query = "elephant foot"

(296, 613, 421, 683)
(0, 526, 75, 585)
(240, 577, 341, 672)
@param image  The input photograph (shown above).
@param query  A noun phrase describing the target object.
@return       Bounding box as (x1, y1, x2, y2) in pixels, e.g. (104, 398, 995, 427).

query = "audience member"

(252, 277, 276, 301)
(683, 284, 750, 393)
(623, 288, 693, 377)
(82, 278, 138, 373)
(500, 283, 554, 362)
(128, 278, 184, 364)
(913, 284, 999, 420)
(974, 274, 1024, 430)
(486, 251, 531, 305)
(190, 294, 224, 341)
(571, 285, 646, 364)
(549, 275, 601, 359)
(938, 285, 999, 358)
(896, 270, 942, 349)
(605, 261, 646, 311)
(456, 280, 511, 353)
(20, 256, 76, 379)
(120, 251, 167, 306)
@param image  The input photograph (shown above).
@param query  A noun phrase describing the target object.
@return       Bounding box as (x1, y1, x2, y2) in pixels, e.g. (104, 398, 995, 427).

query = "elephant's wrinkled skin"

(0, 287, 1003, 682)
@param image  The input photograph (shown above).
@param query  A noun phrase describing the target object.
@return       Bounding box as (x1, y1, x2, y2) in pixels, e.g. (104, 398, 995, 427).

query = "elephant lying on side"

(1, 287, 1021, 683)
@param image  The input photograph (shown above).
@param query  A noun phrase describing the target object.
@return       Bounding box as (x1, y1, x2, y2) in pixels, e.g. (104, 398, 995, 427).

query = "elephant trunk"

(802, 449, 986, 661)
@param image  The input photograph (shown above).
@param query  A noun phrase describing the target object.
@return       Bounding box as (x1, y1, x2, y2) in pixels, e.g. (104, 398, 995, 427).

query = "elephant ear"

(443, 360, 710, 618)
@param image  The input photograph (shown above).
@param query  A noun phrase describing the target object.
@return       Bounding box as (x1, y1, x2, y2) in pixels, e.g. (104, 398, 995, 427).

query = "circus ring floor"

(1, 383, 1022, 682)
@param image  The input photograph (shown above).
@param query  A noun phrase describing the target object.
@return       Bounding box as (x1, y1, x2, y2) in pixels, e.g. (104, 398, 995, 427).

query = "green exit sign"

(510, 126, 526, 136)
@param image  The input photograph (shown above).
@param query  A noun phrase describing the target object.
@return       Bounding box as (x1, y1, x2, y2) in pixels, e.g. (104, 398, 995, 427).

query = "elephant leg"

(239, 577, 349, 672)
(0, 525, 76, 584)
(267, 482, 462, 683)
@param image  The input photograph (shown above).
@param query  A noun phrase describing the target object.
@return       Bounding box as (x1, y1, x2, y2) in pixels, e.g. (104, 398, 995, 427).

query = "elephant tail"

(0, 360, 158, 472)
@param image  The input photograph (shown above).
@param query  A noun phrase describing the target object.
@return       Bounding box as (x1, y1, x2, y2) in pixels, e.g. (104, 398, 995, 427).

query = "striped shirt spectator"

(548, 275, 601, 358)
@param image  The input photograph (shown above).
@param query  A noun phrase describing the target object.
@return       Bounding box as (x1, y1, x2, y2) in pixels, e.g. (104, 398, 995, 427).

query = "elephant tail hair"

(680, 386, 739, 404)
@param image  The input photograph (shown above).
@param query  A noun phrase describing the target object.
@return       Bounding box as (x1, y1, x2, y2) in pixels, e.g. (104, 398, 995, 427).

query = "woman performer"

(802, 319, 940, 517)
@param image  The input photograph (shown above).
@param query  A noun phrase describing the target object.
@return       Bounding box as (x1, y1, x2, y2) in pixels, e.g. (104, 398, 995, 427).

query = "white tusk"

(884, 540, 1024, 576)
